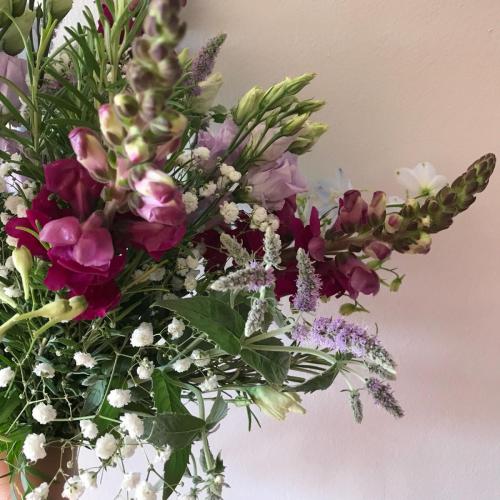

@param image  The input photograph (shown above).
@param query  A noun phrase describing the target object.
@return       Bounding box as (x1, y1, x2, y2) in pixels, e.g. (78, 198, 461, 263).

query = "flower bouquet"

(0, 0, 495, 498)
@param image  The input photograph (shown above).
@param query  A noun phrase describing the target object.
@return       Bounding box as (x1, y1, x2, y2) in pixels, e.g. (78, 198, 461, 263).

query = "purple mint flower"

(293, 248, 321, 312)
(189, 33, 227, 94)
(365, 377, 404, 418)
(291, 323, 310, 342)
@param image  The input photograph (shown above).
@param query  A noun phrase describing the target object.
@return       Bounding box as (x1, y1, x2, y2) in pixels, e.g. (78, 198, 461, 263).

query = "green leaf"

(0, 392, 21, 425)
(158, 297, 243, 355)
(152, 370, 187, 414)
(206, 394, 228, 431)
(163, 446, 190, 499)
(289, 366, 340, 394)
(143, 412, 205, 449)
(82, 379, 106, 415)
(241, 339, 290, 385)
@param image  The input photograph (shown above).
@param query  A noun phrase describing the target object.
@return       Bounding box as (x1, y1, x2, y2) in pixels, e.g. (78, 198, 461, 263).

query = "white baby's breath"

(73, 352, 96, 369)
(107, 389, 131, 408)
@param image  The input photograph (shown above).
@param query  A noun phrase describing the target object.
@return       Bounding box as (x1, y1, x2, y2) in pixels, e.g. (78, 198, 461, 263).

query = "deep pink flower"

(333, 190, 368, 232)
(70, 281, 121, 320)
(364, 240, 392, 261)
(335, 254, 380, 298)
(245, 153, 308, 211)
(44, 158, 104, 219)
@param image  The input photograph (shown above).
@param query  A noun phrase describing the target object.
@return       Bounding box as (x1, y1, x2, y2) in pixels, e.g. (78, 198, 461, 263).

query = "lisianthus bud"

(280, 113, 310, 136)
(247, 386, 305, 420)
(295, 99, 325, 114)
(98, 104, 125, 146)
(384, 213, 403, 234)
(124, 129, 153, 164)
(12, 0, 26, 17)
(113, 94, 139, 119)
(233, 86, 264, 124)
(12, 246, 32, 300)
(0, 10, 35, 56)
(0, 0, 12, 28)
(69, 127, 110, 182)
(50, 0, 72, 20)
(286, 72, 316, 94)
(288, 122, 328, 155)
(192, 72, 223, 113)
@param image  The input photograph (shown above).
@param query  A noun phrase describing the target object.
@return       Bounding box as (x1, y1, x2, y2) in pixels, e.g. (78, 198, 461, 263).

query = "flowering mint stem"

(251, 344, 337, 366)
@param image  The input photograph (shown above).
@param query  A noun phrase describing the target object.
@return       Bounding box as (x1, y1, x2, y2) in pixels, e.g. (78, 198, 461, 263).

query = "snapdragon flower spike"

(365, 377, 404, 418)
(210, 261, 275, 293)
(292, 248, 321, 313)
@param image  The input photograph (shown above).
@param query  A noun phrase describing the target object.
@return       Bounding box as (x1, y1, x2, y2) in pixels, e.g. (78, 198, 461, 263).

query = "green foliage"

(143, 412, 205, 449)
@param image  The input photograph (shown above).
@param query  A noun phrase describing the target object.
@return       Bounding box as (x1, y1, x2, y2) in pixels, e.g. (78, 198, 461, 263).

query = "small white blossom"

(80, 420, 98, 440)
(23, 433, 47, 462)
(120, 413, 144, 439)
(193, 146, 210, 161)
(122, 472, 141, 491)
(79, 471, 97, 489)
(167, 318, 185, 339)
(0, 265, 9, 279)
(396, 162, 447, 197)
(220, 164, 241, 182)
(176, 257, 189, 276)
(182, 192, 199, 214)
(171, 358, 191, 373)
(199, 181, 217, 198)
(62, 476, 85, 500)
(5, 235, 18, 247)
(0, 212, 11, 225)
(3, 285, 22, 298)
(133, 269, 146, 281)
(228, 170, 242, 182)
(73, 352, 96, 369)
(154, 445, 172, 463)
(0, 366, 15, 387)
(148, 267, 166, 282)
(4, 195, 26, 216)
(120, 436, 138, 459)
(137, 358, 154, 380)
(4, 256, 13, 269)
(184, 273, 198, 292)
(26, 482, 50, 500)
(219, 201, 239, 224)
(95, 433, 118, 460)
(135, 481, 157, 500)
(32, 402, 57, 425)
(251, 206, 268, 226)
(200, 375, 218, 392)
(191, 350, 210, 368)
(34, 363, 55, 379)
(131, 322, 154, 347)
(107, 389, 131, 408)
(185, 255, 199, 269)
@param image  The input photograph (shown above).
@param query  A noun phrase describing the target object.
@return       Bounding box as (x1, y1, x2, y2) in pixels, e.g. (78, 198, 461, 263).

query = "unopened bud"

(408, 233, 432, 254)
(389, 275, 404, 292)
(295, 99, 325, 114)
(384, 214, 403, 234)
(34, 299, 71, 319)
(50, 0, 72, 20)
(368, 191, 387, 225)
(0, 10, 35, 55)
(124, 128, 153, 164)
(57, 296, 88, 321)
(191, 72, 223, 114)
(98, 104, 125, 146)
(113, 94, 139, 119)
(281, 113, 310, 136)
(233, 86, 264, 124)
(286, 73, 316, 94)
(364, 240, 391, 261)
(288, 122, 328, 154)
(12, 246, 32, 300)
(69, 127, 110, 182)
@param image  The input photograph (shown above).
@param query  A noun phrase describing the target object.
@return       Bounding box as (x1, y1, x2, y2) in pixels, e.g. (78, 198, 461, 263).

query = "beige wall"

(81, 1, 500, 498)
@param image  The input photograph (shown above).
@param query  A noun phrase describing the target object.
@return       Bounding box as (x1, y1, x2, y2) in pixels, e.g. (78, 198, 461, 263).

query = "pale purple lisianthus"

(245, 153, 307, 210)
(0, 53, 28, 113)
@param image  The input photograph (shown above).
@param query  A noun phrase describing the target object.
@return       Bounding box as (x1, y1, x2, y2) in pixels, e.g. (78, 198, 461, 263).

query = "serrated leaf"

(289, 366, 340, 394)
(81, 379, 106, 415)
(158, 297, 243, 354)
(241, 339, 290, 385)
(163, 446, 190, 499)
(206, 394, 228, 430)
(143, 412, 205, 449)
(152, 370, 187, 414)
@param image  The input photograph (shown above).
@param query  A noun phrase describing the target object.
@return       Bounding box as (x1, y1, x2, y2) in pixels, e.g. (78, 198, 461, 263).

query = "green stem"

(251, 344, 337, 366)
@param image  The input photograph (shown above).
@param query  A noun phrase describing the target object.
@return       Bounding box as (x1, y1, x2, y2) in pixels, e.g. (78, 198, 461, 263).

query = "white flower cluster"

(133, 265, 167, 282)
(32, 402, 57, 425)
(219, 201, 239, 224)
(219, 163, 241, 183)
(176, 249, 202, 292)
(137, 357, 155, 380)
(250, 205, 279, 232)
(0, 366, 15, 387)
(107, 389, 131, 408)
(73, 352, 97, 369)
(167, 317, 185, 339)
(182, 191, 199, 214)
(199, 180, 217, 198)
(131, 322, 154, 347)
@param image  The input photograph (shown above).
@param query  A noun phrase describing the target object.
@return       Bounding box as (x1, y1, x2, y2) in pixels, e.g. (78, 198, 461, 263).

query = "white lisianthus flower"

(34, 363, 55, 379)
(167, 318, 185, 339)
(95, 433, 118, 460)
(80, 420, 98, 440)
(396, 162, 448, 197)
(79, 471, 97, 489)
(120, 436, 138, 459)
(122, 472, 141, 491)
(0, 366, 15, 387)
(73, 352, 96, 369)
(62, 476, 85, 500)
(32, 402, 57, 425)
(26, 482, 50, 500)
(135, 481, 157, 500)
(200, 375, 218, 392)
(137, 358, 154, 380)
(131, 322, 154, 347)
(171, 358, 191, 373)
(182, 192, 199, 214)
(107, 389, 131, 408)
(23, 433, 47, 462)
(119, 413, 144, 439)
(190, 350, 210, 368)
(219, 201, 239, 224)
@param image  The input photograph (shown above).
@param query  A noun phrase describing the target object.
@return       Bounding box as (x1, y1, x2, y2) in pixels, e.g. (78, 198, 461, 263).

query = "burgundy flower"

(44, 159, 104, 219)
(335, 254, 380, 298)
(70, 281, 121, 320)
(333, 190, 368, 233)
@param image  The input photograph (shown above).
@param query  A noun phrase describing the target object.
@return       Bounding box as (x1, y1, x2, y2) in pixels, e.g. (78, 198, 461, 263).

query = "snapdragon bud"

(113, 94, 139, 119)
(98, 104, 125, 146)
(69, 127, 111, 182)
(124, 129, 154, 164)
(233, 86, 264, 124)
(384, 213, 403, 234)
(280, 113, 310, 136)
(12, 246, 32, 300)
(407, 233, 432, 254)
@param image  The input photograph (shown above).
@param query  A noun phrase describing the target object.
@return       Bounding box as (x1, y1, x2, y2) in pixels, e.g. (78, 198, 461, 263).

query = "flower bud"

(34, 299, 71, 319)
(285, 72, 316, 94)
(389, 276, 403, 292)
(408, 233, 432, 254)
(281, 113, 310, 136)
(57, 296, 88, 321)
(339, 302, 358, 316)
(288, 122, 328, 155)
(124, 129, 154, 165)
(364, 240, 392, 261)
(233, 86, 264, 124)
(295, 99, 325, 114)
(384, 213, 403, 234)
(191, 72, 223, 114)
(247, 386, 306, 420)
(368, 191, 387, 225)
(69, 127, 110, 182)
(12, 0, 26, 17)
(113, 94, 139, 119)
(12, 246, 32, 300)
(177, 47, 190, 67)
(98, 104, 125, 146)
(0, 0, 12, 28)
(50, 0, 73, 20)
(0, 10, 35, 56)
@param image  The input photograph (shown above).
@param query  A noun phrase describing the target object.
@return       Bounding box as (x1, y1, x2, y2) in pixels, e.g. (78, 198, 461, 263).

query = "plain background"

(74, 0, 500, 498)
